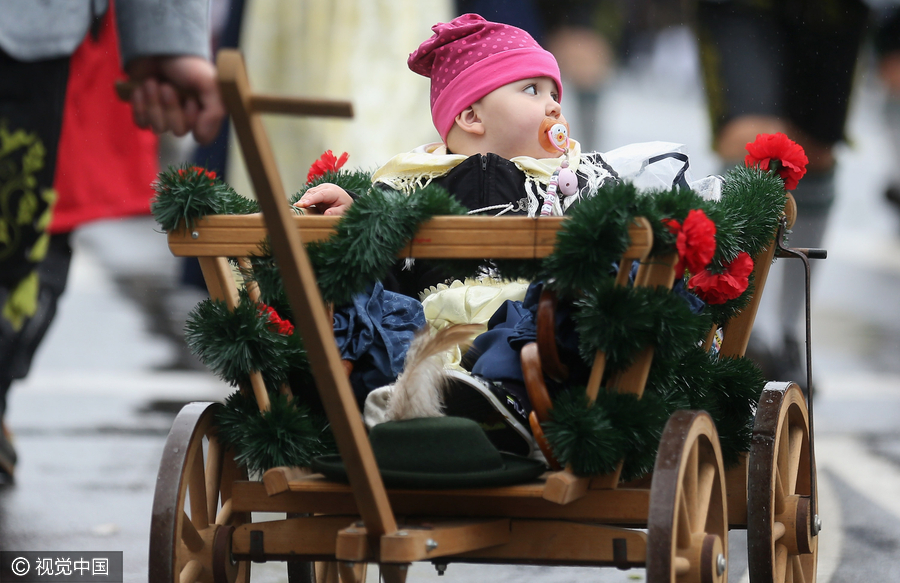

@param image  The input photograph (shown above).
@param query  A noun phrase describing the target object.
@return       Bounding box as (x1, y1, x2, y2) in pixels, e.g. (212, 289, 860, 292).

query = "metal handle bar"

(774, 215, 825, 535)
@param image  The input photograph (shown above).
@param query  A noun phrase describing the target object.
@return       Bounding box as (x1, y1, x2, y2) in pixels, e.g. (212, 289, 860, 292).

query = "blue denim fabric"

(332, 282, 426, 407)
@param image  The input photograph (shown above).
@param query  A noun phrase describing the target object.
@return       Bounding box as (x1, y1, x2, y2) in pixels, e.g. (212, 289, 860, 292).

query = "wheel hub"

(213, 525, 240, 583)
(776, 495, 813, 555)
(699, 534, 725, 583)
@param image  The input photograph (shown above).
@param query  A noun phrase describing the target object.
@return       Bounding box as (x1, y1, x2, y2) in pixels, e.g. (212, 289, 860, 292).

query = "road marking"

(816, 468, 842, 583)
(15, 371, 229, 399)
(817, 435, 900, 521)
(817, 372, 900, 400)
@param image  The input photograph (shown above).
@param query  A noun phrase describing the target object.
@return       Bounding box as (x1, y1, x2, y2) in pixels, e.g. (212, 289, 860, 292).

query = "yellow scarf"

(372, 140, 584, 194)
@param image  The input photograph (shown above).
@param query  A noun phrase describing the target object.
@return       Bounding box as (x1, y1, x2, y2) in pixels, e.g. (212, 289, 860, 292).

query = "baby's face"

(475, 77, 566, 160)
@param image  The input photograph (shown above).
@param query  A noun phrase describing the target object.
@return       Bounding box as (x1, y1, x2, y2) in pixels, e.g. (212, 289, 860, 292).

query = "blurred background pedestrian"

(0, 0, 223, 480)
(694, 0, 871, 384)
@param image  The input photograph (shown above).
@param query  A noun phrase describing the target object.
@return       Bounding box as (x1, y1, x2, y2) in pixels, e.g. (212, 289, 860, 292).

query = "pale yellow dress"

(228, 0, 451, 198)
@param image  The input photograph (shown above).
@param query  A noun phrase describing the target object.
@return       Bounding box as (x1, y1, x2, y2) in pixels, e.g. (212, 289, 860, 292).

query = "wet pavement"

(3, 36, 900, 582)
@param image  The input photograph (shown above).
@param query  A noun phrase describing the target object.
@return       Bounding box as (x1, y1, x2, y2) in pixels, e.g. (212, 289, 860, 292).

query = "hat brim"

(311, 453, 546, 489)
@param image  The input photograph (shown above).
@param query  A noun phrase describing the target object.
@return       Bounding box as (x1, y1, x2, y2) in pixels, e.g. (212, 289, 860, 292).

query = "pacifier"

(538, 118, 578, 216)
(538, 117, 570, 154)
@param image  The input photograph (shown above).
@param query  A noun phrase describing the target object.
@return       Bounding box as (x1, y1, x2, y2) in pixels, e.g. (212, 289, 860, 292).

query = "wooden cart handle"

(115, 80, 353, 118)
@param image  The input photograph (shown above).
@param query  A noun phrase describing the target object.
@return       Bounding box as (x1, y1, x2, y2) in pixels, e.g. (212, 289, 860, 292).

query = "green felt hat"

(311, 416, 546, 489)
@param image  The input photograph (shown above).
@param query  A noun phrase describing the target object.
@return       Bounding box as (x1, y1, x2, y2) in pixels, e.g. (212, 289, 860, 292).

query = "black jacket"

(432, 153, 531, 215)
(379, 152, 615, 296)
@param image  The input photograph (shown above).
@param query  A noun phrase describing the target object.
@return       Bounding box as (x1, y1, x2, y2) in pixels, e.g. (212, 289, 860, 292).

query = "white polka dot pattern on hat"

(407, 15, 536, 108)
(406, 14, 561, 140)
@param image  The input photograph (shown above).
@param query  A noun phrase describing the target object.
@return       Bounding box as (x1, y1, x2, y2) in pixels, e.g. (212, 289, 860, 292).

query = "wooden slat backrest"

(216, 49, 399, 539)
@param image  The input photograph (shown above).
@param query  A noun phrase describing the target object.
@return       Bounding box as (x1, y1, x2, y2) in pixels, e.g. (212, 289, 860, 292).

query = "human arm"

(115, 0, 225, 144)
(293, 184, 355, 216)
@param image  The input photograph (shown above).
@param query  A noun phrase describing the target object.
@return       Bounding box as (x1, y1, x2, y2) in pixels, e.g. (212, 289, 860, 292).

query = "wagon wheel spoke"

(791, 555, 807, 583)
(774, 462, 787, 516)
(694, 461, 716, 533)
(220, 446, 240, 506)
(205, 434, 224, 523)
(181, 510, 204, 552)
(677, 490, 693, 549)
(772, 520, 786, 543)
(180, 560, 203, 583)
(677, 441, 709, 549)
(775, 544, 788, 583)
(777, 420, 789, 492)
(786, 425, 804, 495)
(188, 444, 210, 529)
(684, 439, 699, 522)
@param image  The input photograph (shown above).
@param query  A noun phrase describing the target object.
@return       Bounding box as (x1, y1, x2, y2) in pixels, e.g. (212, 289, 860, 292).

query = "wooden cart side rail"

(245, 469, 750, 527)
(167, 214, 654, 261)
(233, 479, 653, 524)
(231, 516, 647, 568)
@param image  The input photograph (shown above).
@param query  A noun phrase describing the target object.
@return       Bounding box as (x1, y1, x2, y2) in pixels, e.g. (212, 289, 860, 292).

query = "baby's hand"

(294, 183, 354, 216)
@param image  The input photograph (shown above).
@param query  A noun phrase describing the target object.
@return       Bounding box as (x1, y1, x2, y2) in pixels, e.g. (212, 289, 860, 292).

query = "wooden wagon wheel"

(747, 382, 817, 583)
(647, 410, 729, 583)
(150, 402, 250, 583)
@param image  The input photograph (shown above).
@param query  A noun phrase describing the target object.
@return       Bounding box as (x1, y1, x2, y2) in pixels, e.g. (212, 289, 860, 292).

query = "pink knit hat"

(408, 14, 562, 142)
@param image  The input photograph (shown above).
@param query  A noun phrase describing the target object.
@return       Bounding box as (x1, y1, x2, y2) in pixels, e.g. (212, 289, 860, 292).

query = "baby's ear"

(454, 107, 485, 136)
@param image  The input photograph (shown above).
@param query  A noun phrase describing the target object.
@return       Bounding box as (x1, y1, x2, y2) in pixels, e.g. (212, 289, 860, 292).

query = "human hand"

(125, 55, 225, 145)
(293, 184, 354, 216)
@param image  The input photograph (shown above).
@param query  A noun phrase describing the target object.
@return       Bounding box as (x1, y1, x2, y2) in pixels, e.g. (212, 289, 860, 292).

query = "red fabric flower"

(178, 166, 217, 182)
(306, 150, 349, 184)
(688, 252, 754, 305)
(744, 133, 808, 190)
(258, 303, 294, 336)
(663, 209, 717, 277)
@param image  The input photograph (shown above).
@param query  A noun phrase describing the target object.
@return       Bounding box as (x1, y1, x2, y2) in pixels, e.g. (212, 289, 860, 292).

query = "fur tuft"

(384, 324, 483, 422)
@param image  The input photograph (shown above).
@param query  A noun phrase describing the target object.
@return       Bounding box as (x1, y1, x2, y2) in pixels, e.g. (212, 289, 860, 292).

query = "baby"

(300, 14, 714, 457)
(295, 13, 619, 220)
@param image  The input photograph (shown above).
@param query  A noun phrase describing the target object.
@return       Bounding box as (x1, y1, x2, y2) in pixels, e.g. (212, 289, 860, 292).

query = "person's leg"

(0, 49, 71, 477)
(773, 0, 868, 375)
(696, 1, 788, 159)
(0, 236, 71, 479)
(696, 1, 792, 378)
(696, 0, 867, 385)
(0, 235, 73, 413)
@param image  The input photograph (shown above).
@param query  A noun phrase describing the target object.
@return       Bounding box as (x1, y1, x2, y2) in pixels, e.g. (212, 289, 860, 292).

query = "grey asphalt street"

(2, 32, 900, 582)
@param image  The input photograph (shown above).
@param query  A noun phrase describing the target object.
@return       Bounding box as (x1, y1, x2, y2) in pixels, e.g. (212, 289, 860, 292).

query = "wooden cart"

(148, 50, 818, 583)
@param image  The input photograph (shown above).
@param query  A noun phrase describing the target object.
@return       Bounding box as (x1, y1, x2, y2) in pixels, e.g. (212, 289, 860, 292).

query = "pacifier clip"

(538, 118, 577, 217)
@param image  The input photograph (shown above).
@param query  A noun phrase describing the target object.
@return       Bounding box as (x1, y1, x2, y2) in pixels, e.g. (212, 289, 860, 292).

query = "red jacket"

(51, 0, 159, 234)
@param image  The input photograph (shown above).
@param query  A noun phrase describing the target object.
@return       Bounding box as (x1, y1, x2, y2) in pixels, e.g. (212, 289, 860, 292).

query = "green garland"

(151, 163, 258, 231)
(543, 388, 671, 481)
(572, 280, 712, 373)
(708, 166, 788, 263)
(216, 390, 336, 476)
(184, 288, 312, 391)
(539, 181, 637, 296)
(154, 161, 786, 476)
(306, 182, 468, 305)
(545, 345, 766, 479)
